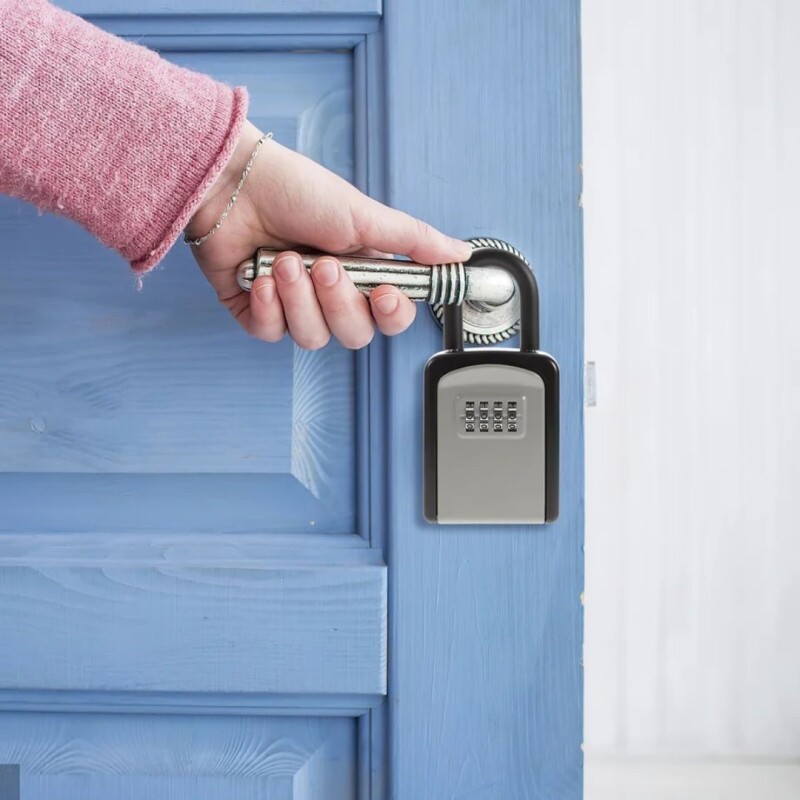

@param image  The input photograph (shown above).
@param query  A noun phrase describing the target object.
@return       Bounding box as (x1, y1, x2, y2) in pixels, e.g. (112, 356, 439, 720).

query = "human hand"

(184, 120, 472, 349)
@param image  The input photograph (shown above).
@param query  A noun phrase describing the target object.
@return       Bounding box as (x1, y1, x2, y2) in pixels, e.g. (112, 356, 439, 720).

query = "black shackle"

(442, 240, 540, 353)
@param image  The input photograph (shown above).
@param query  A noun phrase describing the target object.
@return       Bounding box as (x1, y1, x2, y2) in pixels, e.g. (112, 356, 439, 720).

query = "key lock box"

(237, 237, 559, 525)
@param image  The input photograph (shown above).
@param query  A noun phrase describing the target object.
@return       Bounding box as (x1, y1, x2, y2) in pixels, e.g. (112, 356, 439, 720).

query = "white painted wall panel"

(582, 0, 800, 757)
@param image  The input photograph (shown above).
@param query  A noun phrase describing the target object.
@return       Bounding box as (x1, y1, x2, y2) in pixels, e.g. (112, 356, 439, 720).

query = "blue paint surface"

(0, 713, 357, 799)
(62, 0, 381, 16)
(0, 22, 374, 798)
(383, 0, 584, 796)
(0, 3, 583, 798)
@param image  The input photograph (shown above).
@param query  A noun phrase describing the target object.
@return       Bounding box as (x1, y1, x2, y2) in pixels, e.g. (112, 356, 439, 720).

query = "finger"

(368, 286, 417, 336)
(352, 247, 395, 260)
(272, 251, 331, 350)
(310, 257, 375, 349)
(353, 198, 473, 265)
(247, 275, 286, 342)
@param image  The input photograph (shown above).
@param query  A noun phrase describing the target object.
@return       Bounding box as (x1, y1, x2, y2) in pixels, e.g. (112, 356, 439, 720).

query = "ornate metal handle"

(236, 248, 515, 307)
(235, 238, 528, 344)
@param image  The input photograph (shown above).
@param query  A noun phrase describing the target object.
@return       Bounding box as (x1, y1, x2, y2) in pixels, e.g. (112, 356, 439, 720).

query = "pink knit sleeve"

(0, 0, 248, 274)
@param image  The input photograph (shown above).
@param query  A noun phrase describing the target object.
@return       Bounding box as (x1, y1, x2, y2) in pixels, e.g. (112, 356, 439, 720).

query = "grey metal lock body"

(423, 240, 559, 524)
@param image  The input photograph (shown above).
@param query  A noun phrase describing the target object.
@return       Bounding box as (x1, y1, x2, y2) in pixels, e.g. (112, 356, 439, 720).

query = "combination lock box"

(423, 241, 559, 524)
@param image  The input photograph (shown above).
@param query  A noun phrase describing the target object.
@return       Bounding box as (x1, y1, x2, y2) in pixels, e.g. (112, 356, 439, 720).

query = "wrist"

(184, 119, 263, 242)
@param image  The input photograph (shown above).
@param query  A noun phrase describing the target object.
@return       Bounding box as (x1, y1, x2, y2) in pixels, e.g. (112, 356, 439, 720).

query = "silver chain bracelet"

(184, 131, 273, 247)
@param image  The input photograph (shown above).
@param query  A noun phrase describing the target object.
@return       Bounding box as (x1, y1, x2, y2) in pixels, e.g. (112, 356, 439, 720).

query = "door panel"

(0, 564, 385, 694)
(0, 50, 357, 535)
(0, 713, 356, 799)
(0, 19, 382, 800)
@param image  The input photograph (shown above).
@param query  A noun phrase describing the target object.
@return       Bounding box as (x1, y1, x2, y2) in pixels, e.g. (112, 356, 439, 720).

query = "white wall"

(582, 0, 800, 758)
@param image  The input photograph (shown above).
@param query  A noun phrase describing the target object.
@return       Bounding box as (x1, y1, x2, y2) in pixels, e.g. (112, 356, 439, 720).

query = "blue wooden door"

(0, 2, 583, 798)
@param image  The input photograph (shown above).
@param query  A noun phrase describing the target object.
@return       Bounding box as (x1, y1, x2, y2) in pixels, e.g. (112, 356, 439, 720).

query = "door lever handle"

(237, 248, 515, 306)
(235, 238, 528, 344)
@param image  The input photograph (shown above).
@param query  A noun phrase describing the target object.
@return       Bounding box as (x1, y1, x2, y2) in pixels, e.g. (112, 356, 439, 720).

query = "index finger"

(353, 197, 473, 265)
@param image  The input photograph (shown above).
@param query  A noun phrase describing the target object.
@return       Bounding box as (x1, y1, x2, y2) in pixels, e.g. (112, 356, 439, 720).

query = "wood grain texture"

(582, 0, 800, 759)
(0, 5, 586, 795)
(0, 712, 356, 799)
(0, 52, 354, 472)
(0, 50, 357, 534)
(172, 51, 355, 183)
(85, 20, 379, 39)
(0, 564, 386, 695)
(291, 346, 355, 506)
(0, 14, 386, 799)
(354, 38, 391, 798)
(383, 1, 584, 797)
(0, 689, 380, 716)
(62, 0, 381, 15)
(0, 474, 355, 535)
(0, 532, 375, 565)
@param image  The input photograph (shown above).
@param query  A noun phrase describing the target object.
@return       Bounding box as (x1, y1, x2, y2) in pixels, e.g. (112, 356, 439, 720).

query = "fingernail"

(274, 255, 302, 283)
(313, 259, 339, 287)
(255, 280, 275, 302)
(455, 241, 473, 260)
(373, 293, 399, 314)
